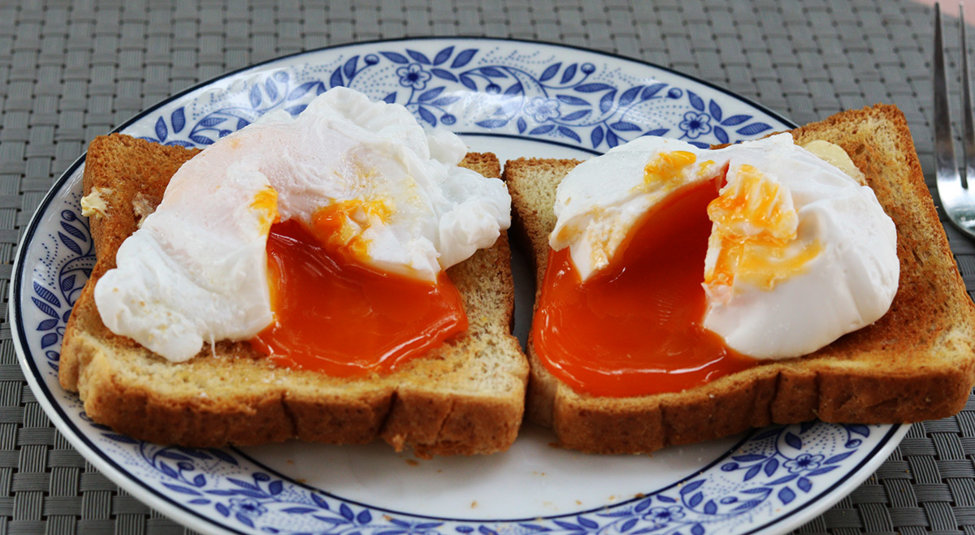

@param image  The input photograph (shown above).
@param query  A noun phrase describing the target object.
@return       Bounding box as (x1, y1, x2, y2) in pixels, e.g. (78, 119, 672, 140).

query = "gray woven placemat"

(0, 0, 970, 533)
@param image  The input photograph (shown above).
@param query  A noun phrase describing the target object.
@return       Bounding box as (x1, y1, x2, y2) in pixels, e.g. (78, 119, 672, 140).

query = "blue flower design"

(646, 505, 685, 527)
(396, 63, 432, 90)
(229, 497, 268, 517)
(679, 111, 712, 139)
(784, 453, 824, 473)
(523, 96, 561, 122)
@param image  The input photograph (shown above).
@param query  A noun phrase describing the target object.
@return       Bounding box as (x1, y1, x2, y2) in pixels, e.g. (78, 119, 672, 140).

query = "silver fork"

(935, 2, 975, 239)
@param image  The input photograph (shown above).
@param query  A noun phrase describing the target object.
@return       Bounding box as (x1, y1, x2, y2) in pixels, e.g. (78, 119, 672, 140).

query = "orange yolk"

(531, 177, 757, 398)
(249, 218, 467, 377)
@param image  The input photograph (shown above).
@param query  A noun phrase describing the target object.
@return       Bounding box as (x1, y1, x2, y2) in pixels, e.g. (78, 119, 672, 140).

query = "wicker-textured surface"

(0, 0, 971, 533)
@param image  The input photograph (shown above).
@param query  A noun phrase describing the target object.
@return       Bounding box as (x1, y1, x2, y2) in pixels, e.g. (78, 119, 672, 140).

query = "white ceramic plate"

(10, 38, 907, 535)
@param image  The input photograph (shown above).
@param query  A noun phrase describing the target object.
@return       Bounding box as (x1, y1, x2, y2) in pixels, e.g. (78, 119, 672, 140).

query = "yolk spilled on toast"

(532, 176, 757, 397)
(250, 218, 467, 377)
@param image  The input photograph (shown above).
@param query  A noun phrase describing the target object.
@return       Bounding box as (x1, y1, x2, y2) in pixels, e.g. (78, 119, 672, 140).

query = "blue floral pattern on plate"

(10, 38, 905, 535)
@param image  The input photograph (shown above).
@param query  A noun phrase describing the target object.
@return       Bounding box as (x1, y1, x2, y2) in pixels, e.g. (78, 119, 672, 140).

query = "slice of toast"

(504, 104, 975, 454)
(60, 133, 528, 457)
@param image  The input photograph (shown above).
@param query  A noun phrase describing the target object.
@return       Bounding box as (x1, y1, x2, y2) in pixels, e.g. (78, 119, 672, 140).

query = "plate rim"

(9, 36, 904, 535)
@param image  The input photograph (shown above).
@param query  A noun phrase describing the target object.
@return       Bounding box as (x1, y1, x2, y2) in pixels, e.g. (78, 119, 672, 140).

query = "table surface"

(3, 0, 975, 533)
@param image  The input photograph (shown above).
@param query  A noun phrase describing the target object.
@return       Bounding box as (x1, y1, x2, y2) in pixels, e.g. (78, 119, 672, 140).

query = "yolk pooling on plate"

(531, 176, 757, 398)
(250, 219, 468, 377)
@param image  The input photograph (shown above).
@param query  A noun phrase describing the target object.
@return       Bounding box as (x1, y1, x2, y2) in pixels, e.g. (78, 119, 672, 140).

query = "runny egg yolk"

(533, 176, 756, 397)
(249, 199, 467, 378)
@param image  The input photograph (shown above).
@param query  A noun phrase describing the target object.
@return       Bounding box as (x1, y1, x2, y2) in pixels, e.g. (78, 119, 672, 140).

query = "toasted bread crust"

(504, 105, 975, 454)
(60, 135, 527, 457)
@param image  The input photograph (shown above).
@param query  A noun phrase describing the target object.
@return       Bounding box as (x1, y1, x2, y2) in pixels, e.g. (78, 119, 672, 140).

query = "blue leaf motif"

(764, 457, 779, 476)
(619, 86, 642, 107)
(235, 513, 255, 528)
(34, 282, 61, 307)
(741, 487, 772, 495)
(825, 451, 855, 464)
(744, 464, 761, 481)
(556, 94, 588, 106)
(155, 117, 168, 141)
(431, 96, 460, 107)
(768, 473, 799, 485)
(459, 75, 477, 91)
(190, 135, 214, 145)
(381, 51, 409, 64)
(249, 85, 262, 109)
(721, 462, 739, 471)
(265, 78, 278, 101)
(329, 68, 344, 88)
(540, 63, 561, 82)
(644, 128, 669, 137)
(479, 526, 499, 535)
(433, 46, 454, 65)
(171, 108, 186, 133)
(610, 121, 641, 132)
(40, 333, 58, 348)
(807, 465, 839, 476)
(736, 123, 773, 136)
(704, 499, 718, 514)
(714, 126, 729, 144)
(237, 118, 250, 130)
(606, 130, 620, 148)
(407, 49, 431, 64)
(478, 66, 507, 78)
(658, 495, 677, 503)
(577, 517, 598, 529)
(732, 499, 765, 512)
(798, 477, 812, 492)
(751, 428, 783, 441)
(340, 503, 355, 521)
(517, 117, 527, 134)
(561, 110, 589, 121)
(268, 480, 283, 495)
(431, 68, 458, 82)
(475, 119, 508, 128)
(691, 524, 705, 535)
(32, 298, 57, 319)
(357, 510, 372, 524)
(228, 478, 259, 490)
(721, 114, 751, 126)
(158, 451, 192, 461)
(379, 92, 396, 104)
(785, 432, 802, 449)
(561, 64, 577, 84)
(417, 106, 437, 126)
(847, 424, 870, 437)
(158, 462, 178, 479)
(641, 83, 667, 100)
(215, 503, 230, 517)
(634, 497, 652, 512)
(558, 126, 581, 143)
(709, 100, 723, 122)
(38, 318, 58, 331)
(503, 83, 523, 96)
(456, 526, 475, 533)
(575, 83, 614, 93)
(451, 49, 477, 68)
(418, 86, 446, 102)
(687, 90, 705, 111)
(188, 498, 210, 505)
(529, 125, 555, 135)
(688, 492, 703, 507)
(778, 487, 796, 504)
(590, 126, 604, 147)
(599, 90, 616, 113)
(553, 521, 581, 531)
(162, 483, 202, 495)
(620, 518, 638, 532)
(288, 81, 321, 100)
(343, 56, 359, 80)
(311, 493, 330, 509)
(198, 117, 227, 128)
(282, 507, 317, 514)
